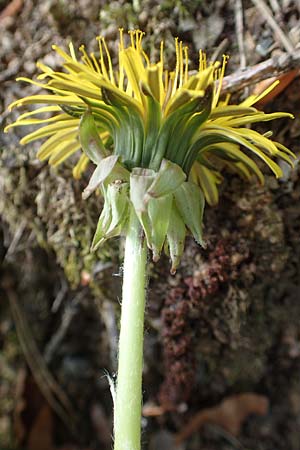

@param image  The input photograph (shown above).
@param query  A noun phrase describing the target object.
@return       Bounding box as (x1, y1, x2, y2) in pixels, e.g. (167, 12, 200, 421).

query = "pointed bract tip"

(170, 267, 177, 275)
(152, 253, 160, 263)
(82, 190, 91, 200)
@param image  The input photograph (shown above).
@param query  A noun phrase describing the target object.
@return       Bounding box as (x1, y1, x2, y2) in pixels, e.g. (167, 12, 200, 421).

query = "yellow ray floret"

(6, 30, 295, 187)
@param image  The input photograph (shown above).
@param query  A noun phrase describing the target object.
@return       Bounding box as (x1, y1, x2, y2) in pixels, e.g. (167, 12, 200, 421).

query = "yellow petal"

(191, 161, 220, 206)
(241, 81, 280, 107)
(9, 95, 84, 110)
(49, 140, 81, 166)
(49, 79, 102, 100)
(20, 119, 78, 144)
(6, 114, 71, 130)
(73, 153, 90, 179)
(37, 129, 78, 160)
(120, 47, 147, 104)
(15, 105, 62, 120)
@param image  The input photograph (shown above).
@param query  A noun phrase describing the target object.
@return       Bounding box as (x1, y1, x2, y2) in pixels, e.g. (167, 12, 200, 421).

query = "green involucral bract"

(6, 30, 295, 271)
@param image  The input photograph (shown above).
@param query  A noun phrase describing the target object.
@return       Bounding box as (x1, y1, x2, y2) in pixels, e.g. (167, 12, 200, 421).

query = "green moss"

(0, 147, 119, 289)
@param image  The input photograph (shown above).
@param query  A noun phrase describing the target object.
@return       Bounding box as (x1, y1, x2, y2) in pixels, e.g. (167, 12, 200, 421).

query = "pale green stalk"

(114, 208, 147, 450)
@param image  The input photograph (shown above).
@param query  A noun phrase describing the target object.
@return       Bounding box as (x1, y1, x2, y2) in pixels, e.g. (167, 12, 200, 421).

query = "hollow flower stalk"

(6, 30, 295, 450)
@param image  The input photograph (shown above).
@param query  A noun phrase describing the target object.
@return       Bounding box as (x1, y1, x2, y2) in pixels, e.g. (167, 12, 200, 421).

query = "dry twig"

(251, 0, 295, 54)
(221, 50, 300, 94)
(234, 0, 247, 70)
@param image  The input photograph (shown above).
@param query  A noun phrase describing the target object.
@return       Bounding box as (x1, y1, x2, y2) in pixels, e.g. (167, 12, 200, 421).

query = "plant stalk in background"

(6, 30, 295, 450)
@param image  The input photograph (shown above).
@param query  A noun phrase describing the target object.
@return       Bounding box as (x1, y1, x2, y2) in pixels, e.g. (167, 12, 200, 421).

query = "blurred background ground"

(1, 0, 300, 449)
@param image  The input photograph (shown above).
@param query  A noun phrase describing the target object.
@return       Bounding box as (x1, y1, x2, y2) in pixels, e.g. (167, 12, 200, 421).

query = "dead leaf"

(143, 402, 166, 417)
(27, 403, 54, 450)
(13, 369, 54, 450)
(253, 70, 299, 107)
(0, 0, 23, 21)
(175, 392, 269, 444)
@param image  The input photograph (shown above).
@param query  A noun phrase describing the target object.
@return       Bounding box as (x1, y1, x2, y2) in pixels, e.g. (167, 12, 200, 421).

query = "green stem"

(114, 208, 147, 450)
